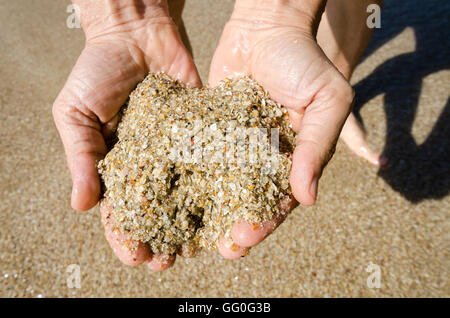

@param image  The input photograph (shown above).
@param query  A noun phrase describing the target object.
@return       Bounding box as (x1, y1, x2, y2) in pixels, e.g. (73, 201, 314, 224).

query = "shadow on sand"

(352, 0, 450, 202)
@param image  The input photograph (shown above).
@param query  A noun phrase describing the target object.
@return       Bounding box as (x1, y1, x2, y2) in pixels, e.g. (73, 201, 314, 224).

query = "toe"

(340, 113, 385, 166)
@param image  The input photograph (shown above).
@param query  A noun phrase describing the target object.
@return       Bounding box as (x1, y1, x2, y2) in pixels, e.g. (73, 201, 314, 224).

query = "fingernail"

(71, 184, 78, 203)
(379, 155, 388, 166)
(309, 176, 318, 201)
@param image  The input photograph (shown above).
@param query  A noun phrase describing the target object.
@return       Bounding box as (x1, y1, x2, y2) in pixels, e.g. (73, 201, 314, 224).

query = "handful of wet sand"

(98, 73, 296, 256)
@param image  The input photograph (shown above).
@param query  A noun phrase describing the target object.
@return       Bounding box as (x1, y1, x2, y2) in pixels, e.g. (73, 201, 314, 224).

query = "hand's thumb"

(289, 78, 354, 205)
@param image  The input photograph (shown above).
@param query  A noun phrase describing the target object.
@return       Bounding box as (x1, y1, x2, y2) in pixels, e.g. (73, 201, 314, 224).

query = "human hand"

(209, 0, 355, 258)
(53, 0, 200, 270)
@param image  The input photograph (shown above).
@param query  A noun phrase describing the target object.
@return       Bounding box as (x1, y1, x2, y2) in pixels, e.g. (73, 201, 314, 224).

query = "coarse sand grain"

(98, 73, 296, 255)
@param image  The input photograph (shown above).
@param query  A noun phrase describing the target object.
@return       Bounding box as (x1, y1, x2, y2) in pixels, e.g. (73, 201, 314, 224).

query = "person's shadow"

(352, 0, 450, 203)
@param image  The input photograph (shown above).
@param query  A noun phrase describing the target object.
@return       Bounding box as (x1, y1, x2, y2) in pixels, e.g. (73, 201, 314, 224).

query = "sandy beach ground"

(0, 0, 448, 297)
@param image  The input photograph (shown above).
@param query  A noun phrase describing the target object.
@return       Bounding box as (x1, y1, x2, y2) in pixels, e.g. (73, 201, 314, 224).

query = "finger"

(231, 218, 285, 248)
(289, 76, 354, 205)
(231, 195, 297, 247)
(101, 113, 120, 142)
(167, 50, 202, 88)
(149, 23, 202, 88)
(101, 202, 152, 266)
(165, 45, 202, 88)
(53, 101, 106, 211)
(217, 237, 250, 260)
(53, 46, 145, 211)
(207, 24, 249, 87)
(340, 113, 388, 166)
(146, 254, 176, 271)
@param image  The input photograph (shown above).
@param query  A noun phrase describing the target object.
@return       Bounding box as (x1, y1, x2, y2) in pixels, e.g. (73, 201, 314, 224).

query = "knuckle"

(52, 99, 63, 120)
(52, 98, 74, 127)
(52, 100, 76, 122)
(52, 96, 99, 129)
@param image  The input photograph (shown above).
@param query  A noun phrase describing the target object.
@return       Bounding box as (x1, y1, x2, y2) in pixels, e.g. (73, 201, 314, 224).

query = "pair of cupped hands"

(53, 0, 380, 270)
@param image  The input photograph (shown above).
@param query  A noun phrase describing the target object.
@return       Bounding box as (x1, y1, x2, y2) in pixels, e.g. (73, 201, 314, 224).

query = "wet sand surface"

(0, 0, 448, 297)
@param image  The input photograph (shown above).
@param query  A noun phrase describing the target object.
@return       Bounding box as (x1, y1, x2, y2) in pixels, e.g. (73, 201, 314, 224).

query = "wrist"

(232, 0, 326, 33)
(72, 0, 171, 37)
